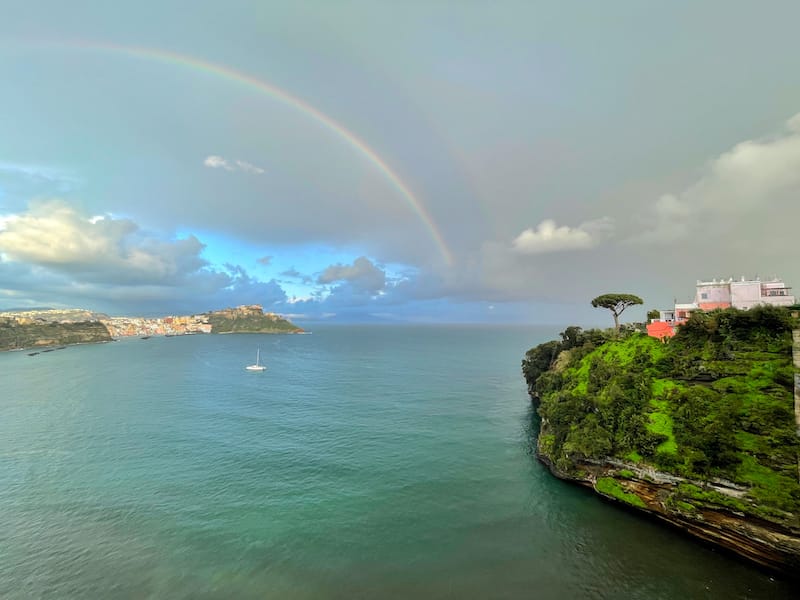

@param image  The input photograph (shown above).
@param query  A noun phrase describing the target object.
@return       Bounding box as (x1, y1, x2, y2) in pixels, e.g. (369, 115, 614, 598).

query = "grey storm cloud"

(0, 199, 287, 315)
(630, 113, 800, 246)
(280, 268, 313, 284)
(2, 2, 800, 322)
(471, 113, 800, 312)
(317, 257, 386, 293)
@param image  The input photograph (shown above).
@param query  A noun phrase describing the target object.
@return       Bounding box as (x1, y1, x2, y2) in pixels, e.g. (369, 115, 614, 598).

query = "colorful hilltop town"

(101, 313, 214, 337)
(0, 305, 287, 338)
(646, 276, 796, 339)
(0, 308, 214, 337)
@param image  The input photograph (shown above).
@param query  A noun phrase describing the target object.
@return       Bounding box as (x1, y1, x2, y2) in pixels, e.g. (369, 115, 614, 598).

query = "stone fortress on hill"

(647, 276, 796, 339)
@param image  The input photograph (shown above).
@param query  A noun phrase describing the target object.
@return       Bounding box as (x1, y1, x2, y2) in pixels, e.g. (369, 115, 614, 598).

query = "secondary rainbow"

(37, 40, 454, 265)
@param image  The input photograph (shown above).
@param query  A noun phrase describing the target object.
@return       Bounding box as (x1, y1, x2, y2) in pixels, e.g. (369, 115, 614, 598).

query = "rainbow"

(24, 40, 454, 265)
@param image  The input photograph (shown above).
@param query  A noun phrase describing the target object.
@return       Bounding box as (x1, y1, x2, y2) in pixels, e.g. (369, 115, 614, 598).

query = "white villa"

(647, 276, 795, 338)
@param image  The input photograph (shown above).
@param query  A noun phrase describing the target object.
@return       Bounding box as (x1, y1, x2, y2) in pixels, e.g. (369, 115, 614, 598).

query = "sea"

(0, 325, 794, 598)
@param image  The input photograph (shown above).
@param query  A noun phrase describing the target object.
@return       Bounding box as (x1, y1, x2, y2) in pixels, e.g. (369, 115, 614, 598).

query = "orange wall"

(698, 301, 731, 311)
(646, 321, 675, 339)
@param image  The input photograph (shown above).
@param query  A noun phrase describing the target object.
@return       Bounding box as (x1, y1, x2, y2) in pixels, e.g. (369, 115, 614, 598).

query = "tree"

(591, 293, 643, 331)
(522, 340, 561, 387)
(559, 326, 583, 350)
(647, 309, 660, 322)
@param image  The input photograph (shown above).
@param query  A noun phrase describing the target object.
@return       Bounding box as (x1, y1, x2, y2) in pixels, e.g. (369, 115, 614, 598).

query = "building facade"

(646, 277, 795, 339)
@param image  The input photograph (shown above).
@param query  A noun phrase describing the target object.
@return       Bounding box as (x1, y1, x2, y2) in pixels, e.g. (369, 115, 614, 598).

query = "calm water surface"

(0, 326, 793, 598)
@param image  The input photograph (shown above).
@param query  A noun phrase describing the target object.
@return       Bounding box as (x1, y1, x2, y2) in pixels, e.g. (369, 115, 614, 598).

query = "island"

(0, 305, 303, 351)
(204, 304, 303, 334)
(522, 305, 800, 573)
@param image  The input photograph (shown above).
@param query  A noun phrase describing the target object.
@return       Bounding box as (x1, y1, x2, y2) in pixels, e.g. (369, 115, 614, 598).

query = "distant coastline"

(0, 304, 302, 352)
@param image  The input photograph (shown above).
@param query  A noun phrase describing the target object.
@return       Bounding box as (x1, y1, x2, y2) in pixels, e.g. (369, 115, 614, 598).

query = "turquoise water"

(0, 326, 793, 598)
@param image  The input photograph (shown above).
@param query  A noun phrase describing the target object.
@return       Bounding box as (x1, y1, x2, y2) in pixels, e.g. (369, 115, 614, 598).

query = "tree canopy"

(591, 293, 643, 330)
(523, 305, 800, 520)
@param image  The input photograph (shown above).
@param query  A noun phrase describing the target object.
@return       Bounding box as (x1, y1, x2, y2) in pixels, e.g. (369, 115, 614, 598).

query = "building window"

(700, 293, 708, 299)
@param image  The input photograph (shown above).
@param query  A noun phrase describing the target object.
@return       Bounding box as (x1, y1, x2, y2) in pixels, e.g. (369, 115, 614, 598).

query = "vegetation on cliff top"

(206, 307, 302, 334)
(523, 306, 800, 522)
(0, 319, 112, 351)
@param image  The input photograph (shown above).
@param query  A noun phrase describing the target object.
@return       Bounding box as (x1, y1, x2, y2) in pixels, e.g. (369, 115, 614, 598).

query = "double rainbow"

(14, 40, 454, 265)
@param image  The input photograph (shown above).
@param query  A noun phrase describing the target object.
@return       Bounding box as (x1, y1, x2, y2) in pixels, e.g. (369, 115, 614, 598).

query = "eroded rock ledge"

(536, 449, 800, 574)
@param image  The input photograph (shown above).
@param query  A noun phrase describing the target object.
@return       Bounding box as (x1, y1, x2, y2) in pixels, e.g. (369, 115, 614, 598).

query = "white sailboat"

(246, 348, 267, 371)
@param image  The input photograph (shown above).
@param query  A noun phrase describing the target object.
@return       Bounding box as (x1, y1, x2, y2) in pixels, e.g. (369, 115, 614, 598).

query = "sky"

(1, 1, 800, 325)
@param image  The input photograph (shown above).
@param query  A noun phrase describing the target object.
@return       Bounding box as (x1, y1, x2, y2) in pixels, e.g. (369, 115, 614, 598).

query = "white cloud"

(203, 155, 232, 170)
(0, 200, 206, 284)
(512, 218, 612, 254)
(203, 155, 264, 174)
(234, 160, 265, 174)
(633, 112, 800, 244)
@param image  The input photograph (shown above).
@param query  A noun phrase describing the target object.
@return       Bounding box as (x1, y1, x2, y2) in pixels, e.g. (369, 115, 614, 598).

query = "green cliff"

(0, 318, 112, 351)
(206, 305, 303, 334)
(522, 306, 800, 573)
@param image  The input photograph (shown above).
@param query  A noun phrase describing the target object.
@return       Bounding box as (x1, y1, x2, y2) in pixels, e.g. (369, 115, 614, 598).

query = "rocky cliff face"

(536, 445, 800, 573)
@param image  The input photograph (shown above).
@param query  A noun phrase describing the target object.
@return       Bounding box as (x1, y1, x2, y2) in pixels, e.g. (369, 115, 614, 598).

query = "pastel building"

(647, 277, 795, 339)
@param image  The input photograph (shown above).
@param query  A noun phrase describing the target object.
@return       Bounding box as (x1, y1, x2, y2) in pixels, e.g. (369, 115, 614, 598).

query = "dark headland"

(522, 306, 800, 575)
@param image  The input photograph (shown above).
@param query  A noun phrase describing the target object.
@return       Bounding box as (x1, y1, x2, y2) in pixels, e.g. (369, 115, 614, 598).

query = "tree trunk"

(613, 312, 620, 331)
